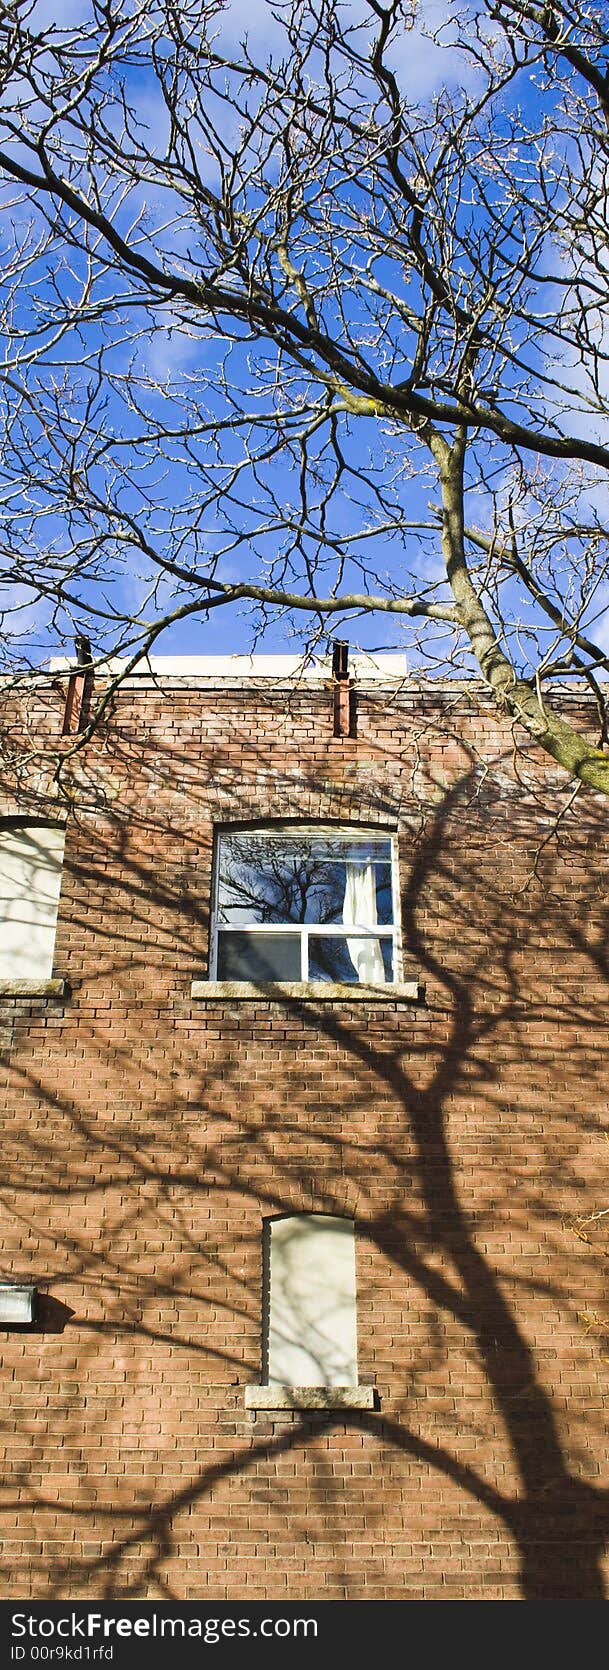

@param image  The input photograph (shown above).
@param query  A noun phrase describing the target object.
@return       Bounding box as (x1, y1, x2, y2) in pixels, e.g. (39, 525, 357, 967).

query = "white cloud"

(216, 0, 477, 97)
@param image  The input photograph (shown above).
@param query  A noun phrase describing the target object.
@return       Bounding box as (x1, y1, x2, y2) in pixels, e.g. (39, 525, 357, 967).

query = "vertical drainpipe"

(61, 635, 92, 736)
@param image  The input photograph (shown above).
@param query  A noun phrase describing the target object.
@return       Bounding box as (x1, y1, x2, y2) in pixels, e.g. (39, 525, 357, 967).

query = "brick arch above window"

(199, 774, 405, 834)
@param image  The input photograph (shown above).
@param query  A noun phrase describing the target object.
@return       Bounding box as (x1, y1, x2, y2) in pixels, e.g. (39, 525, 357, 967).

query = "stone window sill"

(245, 1384, 377, 1411)
(191, 979, 421, 1002)
(0, 978, 68, 998)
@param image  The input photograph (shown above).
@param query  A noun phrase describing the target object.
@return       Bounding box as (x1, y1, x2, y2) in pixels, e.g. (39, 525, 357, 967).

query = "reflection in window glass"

(308, 935, 393, 984)
(217, 833, 392, 926)
(217, 930, 301, 982)
(214, 829, 397, 985)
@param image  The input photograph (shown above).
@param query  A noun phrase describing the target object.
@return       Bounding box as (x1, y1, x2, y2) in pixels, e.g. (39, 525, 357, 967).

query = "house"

(0, 651, 607, 1601)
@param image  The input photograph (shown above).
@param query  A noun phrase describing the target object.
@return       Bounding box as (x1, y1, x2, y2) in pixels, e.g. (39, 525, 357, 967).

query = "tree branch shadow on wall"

(1, 751, 609, 1599)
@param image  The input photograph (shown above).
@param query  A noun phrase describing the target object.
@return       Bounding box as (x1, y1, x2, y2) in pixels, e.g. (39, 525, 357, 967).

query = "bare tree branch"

(1, 0, 609, 787)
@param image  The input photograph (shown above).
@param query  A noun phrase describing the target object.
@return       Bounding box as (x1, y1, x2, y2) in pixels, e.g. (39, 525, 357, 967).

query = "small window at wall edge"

(210, 822, 401, 986)
(0, 820, 66, 983)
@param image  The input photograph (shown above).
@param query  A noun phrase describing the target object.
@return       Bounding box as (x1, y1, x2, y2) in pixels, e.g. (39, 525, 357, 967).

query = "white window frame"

(210, 823, 401, 984)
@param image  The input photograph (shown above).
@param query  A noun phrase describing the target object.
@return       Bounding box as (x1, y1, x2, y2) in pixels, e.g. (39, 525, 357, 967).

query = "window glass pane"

(308, 934, 393, 984)
(217, 833, 392, 926)
(375, 865, 393, 925)
(217, 929, 301, 981)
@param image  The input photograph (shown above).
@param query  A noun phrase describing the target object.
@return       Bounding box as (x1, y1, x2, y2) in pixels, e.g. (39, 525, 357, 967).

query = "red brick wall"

(0, 673, 608, 1600)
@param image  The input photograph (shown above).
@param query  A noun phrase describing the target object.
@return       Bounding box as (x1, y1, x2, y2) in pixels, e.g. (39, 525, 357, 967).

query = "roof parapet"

(48, 651, 409, 684)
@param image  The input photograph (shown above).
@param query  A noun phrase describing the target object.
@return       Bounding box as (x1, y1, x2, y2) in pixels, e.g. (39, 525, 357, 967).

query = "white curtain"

(342, 860, 385, 984)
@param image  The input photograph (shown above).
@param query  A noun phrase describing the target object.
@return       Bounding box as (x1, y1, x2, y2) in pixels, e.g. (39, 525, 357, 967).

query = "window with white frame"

(263, 1215, 358, 1388)
(212, 826, 398, 983)
(0, 824, 65, 982)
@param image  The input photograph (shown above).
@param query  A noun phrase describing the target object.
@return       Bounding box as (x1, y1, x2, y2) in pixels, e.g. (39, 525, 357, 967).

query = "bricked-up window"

(0, 824, 65, 981)
(263, 1215, 358, 1387)
(213, 827, 397, 983)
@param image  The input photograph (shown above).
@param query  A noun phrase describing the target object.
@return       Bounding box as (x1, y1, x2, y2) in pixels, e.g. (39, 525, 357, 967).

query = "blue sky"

(1, 0, 608, 679)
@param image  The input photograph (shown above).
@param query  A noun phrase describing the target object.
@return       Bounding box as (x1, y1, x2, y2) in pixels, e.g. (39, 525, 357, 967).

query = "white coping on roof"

(48, 652, 410, 681)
